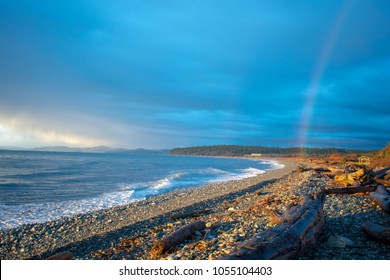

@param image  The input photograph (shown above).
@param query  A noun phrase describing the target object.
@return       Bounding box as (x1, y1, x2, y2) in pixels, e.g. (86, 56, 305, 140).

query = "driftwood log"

(169, 209, 211, 220)
(150, 220, 205, 257)
(321, 185, 376, 195)
(334, 168, 365, 186)
(296, 167, 331, 173)
(361, 222, 390, 243)
(268, 202, 303, 225)
(373, 167, 390, 179)
(46, 251, 74, 260)
(296, 166, 307, 172)
(221, 193, 325, 260)
(369, 186, 390, 214)
(314, 168, 331, 173)
(374, 178, 390, 187)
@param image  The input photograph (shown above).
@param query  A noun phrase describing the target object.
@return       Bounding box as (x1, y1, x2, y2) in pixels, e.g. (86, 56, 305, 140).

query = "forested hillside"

(170, 145, 371, 157)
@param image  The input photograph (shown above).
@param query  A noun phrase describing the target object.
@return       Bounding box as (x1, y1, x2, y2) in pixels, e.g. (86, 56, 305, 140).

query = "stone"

(326, 235, 355, 248)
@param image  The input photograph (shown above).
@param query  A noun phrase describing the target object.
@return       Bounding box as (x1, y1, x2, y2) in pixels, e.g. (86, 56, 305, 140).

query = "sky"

(0, 0, 389, 150)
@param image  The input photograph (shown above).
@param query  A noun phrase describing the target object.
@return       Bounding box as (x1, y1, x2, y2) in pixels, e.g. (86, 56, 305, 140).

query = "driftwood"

(296, 166, 330, 173)
(374, 178, 390, 187)
(321, 185, 376, 195)
(369, 186, 390, 214)
(373, 167, 390, 179)
(46, 251, 74, 260)
(150, 221, 205, 257)
(268, 202, 302, 225)
(314, 167, 331, 173)
(221, 193, 325, 260)
(296, 166, 307, 172)
(169, 209, 211, 220)
(334, 168, 365, 186)
(361, 222, 390, 243)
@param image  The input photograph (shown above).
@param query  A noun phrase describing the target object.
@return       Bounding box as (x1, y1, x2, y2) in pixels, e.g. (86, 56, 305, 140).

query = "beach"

(1, 159, 389, 260)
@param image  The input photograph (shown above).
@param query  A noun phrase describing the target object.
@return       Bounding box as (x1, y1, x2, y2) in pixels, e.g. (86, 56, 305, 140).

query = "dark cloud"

(0, 0, 389, 149)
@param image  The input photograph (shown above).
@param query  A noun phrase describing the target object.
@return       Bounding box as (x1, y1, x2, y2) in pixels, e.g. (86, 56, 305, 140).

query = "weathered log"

(221, 193, 325, 260)
(296, 165, 307, 172)
(46, 251, 74, 260)
(169, 209, 211, 220)
(361, 222, 390, 243)
(150, 221, 206, 257)
(323, 174, 335, 180)
(321, 185, 376, 195)
(373, 167, 390, 178)
(369, 186, 390, 214)
(314, 167, 331, 173)
(374, 178, 390, 187)
(335, 168, 365, 186)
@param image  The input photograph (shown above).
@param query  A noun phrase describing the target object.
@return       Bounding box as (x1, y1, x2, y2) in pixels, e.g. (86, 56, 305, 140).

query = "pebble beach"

(1, 159, 389, 260)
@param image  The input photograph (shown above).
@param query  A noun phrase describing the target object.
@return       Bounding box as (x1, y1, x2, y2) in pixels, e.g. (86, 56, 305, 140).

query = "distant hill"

(170, 145, 373, 157)
(21, 146, 170, 155)
(31, 145, 116, 153)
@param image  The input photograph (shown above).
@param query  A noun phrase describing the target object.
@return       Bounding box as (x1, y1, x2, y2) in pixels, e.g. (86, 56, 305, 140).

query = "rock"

(326, 235, 355, 248)
(228, 207, 235, 212)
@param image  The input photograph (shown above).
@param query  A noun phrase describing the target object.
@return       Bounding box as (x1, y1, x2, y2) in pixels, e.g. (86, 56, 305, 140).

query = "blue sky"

(0, 0, 389, 149)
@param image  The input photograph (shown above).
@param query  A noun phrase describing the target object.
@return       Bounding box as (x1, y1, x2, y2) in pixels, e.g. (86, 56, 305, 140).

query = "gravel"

(1, 159, 389, 260)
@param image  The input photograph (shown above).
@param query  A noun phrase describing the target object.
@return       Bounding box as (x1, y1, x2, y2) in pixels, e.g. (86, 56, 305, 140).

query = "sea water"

(0, 150, 283, 230)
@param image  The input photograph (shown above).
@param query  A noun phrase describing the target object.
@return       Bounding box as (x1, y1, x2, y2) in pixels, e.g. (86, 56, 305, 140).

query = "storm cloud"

(0, 0, 389, 149)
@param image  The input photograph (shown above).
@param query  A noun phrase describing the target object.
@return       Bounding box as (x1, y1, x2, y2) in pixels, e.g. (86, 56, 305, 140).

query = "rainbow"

(297, 0, 354, 155)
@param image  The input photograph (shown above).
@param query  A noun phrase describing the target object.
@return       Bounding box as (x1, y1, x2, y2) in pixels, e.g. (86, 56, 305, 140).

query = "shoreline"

(0, 155, 281, 232)
(0, 159, 296, 260)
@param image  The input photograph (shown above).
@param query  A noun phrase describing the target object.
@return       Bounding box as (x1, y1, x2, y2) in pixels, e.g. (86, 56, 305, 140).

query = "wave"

(210, 167, 266, 183)
(0, 190, 135, 231)
(152, 172, 185, 189)
(0, 160, 281, 231)
(198, 167, 229, 174)
(266, 160, 285, 170)
(250, 159, 285, 170)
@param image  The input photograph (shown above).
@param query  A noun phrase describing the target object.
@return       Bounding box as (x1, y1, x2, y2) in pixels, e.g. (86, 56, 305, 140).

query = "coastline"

(0, 159, 296, 260)
(1, 158, 389, 260)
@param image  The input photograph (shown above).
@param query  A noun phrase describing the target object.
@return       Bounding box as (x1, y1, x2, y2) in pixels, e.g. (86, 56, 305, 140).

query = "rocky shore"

(1, 159, 389, 260)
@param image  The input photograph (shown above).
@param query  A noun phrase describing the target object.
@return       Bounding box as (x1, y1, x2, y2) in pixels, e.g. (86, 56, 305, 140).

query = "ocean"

(0, 150, 283, 231)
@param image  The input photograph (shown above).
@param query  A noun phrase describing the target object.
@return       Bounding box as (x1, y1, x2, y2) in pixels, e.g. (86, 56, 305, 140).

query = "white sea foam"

(251, 159, 285, 170)
(0, 159, 283, 231)
(153, 178, 171, 189)
(267, 160, 285, 170)
(210, 167, 266, 183)
(152, 172, 185, 189)
(0, 190, 135, 231)
(200, 167, 229, 174)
